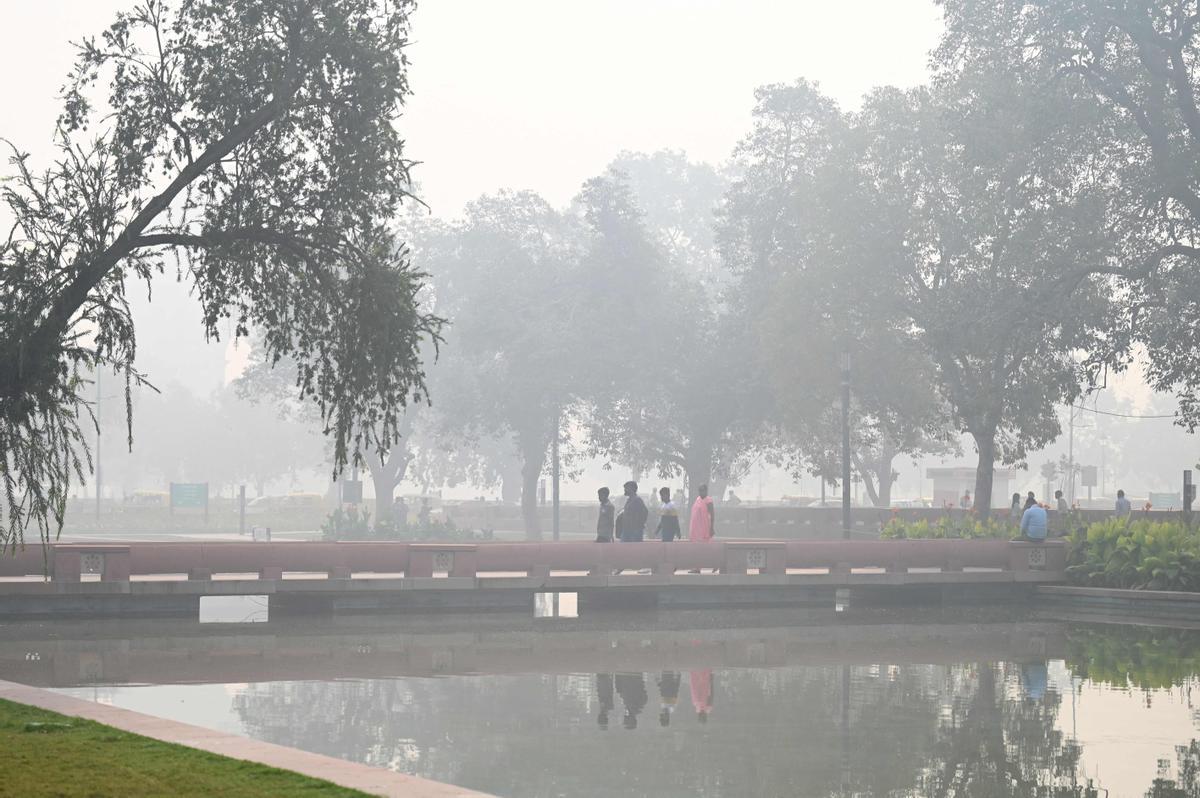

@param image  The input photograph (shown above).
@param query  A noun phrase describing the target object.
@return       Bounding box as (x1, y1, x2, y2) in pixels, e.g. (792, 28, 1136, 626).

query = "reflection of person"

(1020, 662, 1048, 701)
(654, 487, 681, 542)
(689, 485, 715, 542)
(615, 672, 647, 730)
(596, 673, 614, 730)
(658, 671, 681, 727)
(690, 669, 713, 723)
(595, 488, 615, 542)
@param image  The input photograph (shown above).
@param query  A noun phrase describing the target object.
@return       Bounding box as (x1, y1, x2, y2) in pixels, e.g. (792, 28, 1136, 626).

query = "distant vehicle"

(805, 499, 866, 509)
(890, 499, 932, 509)
(124, 490, 168, 507)
(246, 493, 326, 514)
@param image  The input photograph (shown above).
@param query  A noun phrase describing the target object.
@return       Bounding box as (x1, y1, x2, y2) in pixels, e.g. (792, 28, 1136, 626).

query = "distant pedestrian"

(960, 490, 972, 510)
(1055, 490, 1068, 512)
(616, 481, 648, 542)
(655, 487, 681, 542)
(673, 488, 686, 509)
(595, 487, 615, 542)
(1115, 489, 1132, 518)
(417, 497, 431, 527)
(1020, 495, 1048, 541)
(392, 496, 409, 531)
(1010, 493, 1022, 516)
(689, 484, 715, 542)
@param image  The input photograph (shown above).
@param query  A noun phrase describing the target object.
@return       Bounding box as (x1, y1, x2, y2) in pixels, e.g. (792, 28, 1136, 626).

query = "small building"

(926, 467, 1017, 509)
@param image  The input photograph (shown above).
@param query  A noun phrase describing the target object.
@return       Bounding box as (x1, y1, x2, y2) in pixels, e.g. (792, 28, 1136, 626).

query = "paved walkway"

(0, 680, 492, 798)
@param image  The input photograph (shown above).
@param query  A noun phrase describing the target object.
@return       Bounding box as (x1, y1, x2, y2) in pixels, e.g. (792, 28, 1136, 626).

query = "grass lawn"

(0, 697, 372, 797)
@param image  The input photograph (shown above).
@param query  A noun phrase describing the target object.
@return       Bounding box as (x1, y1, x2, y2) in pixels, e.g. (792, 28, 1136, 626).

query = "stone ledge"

(0, 679, 492, 798)
(1038, 585, 1200, 603)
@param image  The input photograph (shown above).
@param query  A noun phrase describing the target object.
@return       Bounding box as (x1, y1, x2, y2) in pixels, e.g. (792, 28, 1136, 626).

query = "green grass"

(0, 697, 372, 797)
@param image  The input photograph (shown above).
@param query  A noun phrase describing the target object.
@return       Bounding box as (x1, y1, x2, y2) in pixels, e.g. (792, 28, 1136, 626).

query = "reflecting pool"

(3, 607, 1200, 797)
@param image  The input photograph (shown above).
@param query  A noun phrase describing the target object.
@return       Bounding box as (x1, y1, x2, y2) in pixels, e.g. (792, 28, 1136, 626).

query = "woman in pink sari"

(689, 484, 714, 542)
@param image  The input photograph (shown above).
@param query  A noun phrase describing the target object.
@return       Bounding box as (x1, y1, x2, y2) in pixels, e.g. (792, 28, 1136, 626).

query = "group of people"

(1012, 487, 1135, 540)
(594, 481, 717, 543)
(596, 669, 714, 730)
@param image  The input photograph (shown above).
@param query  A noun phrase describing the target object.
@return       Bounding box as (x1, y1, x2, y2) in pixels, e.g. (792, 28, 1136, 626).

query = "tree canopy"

(0, 0, 441, 547)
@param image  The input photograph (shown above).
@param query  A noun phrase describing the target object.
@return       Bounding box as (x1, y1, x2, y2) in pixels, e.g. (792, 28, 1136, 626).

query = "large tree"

(580, 157, 762, 504)
(422, 191, 586, 538)
(938, 0, 1200, 427)
(0, 0, 442, 548)
(723, 77, 1118, 515)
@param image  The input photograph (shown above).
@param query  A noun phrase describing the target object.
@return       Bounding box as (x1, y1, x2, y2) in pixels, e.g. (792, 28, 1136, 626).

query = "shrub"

(1065, 518, 1200, 591)
(881, 515, 1018, 540)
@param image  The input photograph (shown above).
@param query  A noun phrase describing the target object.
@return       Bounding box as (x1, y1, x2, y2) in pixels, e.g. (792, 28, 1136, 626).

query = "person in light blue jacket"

(1020, 495, 1048, 541)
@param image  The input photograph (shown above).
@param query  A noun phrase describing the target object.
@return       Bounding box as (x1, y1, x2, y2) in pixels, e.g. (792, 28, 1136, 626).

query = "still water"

(3, 607, 1200, 797)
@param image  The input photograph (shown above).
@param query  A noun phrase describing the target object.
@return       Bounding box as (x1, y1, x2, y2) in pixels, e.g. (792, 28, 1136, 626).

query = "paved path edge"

(0, 679, 493, 798)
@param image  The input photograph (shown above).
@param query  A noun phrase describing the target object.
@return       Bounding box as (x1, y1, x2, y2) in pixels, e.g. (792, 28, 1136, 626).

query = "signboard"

(170, 482, 208, 511)
(1081, 466, 1098, 488)
(340, 480, 363, 504)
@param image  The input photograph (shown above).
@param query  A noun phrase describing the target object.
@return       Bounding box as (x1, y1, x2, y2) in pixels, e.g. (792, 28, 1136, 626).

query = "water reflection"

(6, 610, 1200, 797)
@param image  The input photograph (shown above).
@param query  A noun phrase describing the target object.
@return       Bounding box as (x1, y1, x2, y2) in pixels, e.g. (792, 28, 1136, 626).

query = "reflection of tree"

(227, 657, 1126, 798)
(915, 663, 1087, 797)
(1068, 624, 1200, 691)
(1146, 741, 1200, 798)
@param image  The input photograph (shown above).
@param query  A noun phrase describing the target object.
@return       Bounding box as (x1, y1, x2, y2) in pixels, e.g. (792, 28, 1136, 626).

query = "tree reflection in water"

(230, 658, 1110, 798)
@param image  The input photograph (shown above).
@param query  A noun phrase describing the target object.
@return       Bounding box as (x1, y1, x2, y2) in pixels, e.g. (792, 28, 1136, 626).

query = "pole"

(841, 351, 852, 540)
(1067, 405, 1076, 505)
(1185, 469, 1194, 525)
(95, 369, 101, 520)
(238, 484, 246, 536)
(551, 416, 560, 542)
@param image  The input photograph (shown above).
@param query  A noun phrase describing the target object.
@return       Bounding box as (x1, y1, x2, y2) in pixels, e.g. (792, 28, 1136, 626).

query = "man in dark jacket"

(616, 481, 648, 542)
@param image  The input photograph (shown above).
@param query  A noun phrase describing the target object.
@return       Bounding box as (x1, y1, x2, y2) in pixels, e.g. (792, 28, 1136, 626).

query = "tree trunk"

(517, 430, 546, 540)
(972, 430, 998, 519)
(685, 444, 713, 510)
(366, 447, 410, 526)
(500, 457, 522, 503)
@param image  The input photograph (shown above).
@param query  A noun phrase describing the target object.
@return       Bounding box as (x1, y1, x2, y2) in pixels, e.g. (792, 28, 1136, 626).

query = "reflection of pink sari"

(690, 669, 712, 714)
(689, 497, 713, 541)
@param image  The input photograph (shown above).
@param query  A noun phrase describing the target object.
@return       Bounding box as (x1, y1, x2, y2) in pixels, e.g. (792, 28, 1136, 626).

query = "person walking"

(1115, 489, 1132, 518)
(689, 484, 715, 542)
(1010, 493, 1022, 516)
(595, 487, 615, 542)
(1055, 490, 1068, 512)
(392, 496, 409, 533)
(616, 481, 648, 542)
(1020, 494, 1048, 541)
(960, 490, 973, 510)
(654, 487, 681, 542)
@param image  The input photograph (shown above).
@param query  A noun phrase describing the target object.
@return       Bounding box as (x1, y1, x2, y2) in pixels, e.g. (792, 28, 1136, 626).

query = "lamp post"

(840, 350, 852, 540)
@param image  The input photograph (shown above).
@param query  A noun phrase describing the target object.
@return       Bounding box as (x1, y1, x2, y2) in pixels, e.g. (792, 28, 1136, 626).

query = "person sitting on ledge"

(1020, 493, 1048, 542)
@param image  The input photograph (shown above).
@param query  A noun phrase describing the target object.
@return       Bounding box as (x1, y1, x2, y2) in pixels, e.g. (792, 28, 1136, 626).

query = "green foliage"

(880, 515, 1018, 540)
(1066, 519, 1200, 591)
(321, 507, 481, 542)
(1067, 625, 1200, 691)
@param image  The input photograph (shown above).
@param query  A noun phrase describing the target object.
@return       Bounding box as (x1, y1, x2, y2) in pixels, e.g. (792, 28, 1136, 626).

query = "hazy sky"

(0, 0, 943, 215)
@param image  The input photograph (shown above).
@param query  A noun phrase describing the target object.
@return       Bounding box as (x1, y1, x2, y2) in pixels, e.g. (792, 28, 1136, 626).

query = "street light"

(840, 350, 851, 540)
